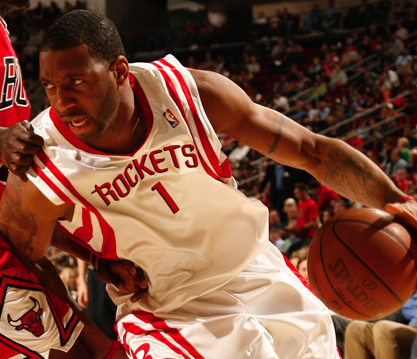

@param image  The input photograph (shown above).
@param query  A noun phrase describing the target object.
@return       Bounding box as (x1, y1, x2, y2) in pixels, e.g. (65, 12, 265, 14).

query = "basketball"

(308, 207, 417, 321)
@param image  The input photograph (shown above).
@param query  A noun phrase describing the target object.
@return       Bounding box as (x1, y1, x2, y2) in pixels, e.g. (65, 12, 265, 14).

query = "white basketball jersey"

(28, 55, 269, 315)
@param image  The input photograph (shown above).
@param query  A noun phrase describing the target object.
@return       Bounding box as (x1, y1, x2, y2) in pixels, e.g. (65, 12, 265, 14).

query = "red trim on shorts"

(133, 310, 205, 359)
(122, 322, 193, 359)
(151, 61, 224, 183)
(35, 149, 118, 260)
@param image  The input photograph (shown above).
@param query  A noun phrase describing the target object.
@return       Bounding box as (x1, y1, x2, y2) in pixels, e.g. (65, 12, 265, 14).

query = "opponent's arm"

(191, 69, 406, 212)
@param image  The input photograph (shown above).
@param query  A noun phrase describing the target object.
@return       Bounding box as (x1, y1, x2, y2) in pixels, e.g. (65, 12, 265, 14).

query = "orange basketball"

(308, 207, 417, 321)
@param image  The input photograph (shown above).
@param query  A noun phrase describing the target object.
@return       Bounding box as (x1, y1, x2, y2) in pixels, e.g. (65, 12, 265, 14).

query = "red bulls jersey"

(0, 240, 83, 358)
(0, 17, 30, 127)
(28, 55, 269, 315)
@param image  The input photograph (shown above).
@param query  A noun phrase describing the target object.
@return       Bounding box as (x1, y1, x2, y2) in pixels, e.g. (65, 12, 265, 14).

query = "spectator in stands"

(396, 48, 413, 76)
(387, 33, 405, 63)
(260, 161, 292, 213)
(303, 3, 322, 32)
(346, 129, 364, 150)
(296, 255, 309, 284)
(309, 179, 341, 212)
(309, 113, 323, 133)
(246, 54, 261, 74)
(289, 100, 307, 122)
(288, 249, 307, 269)
(395, 21, 409, 40)
(317, 100, 331, 121)
(357, 35, 372, 59)
(284, 182, 318, 255)
(344, 292, 417, 359)
(287, 38, 303, 55)
(341, 37, 360, 67)
(408, 148, 417, 175)
(398, 137, 411, 162)
(321, 0, 342, 32)
(330, 62, 348, 88)
(271, 91, 290, 111)
(200, 51, 214, 70)
(333, 199, 348, 214)
(393, 167, 414, 193)
(268, 9, 281, 36)
(228, 141, 250, 164)
(382, 62, 401, 91)
(319, 208, 333, 227)
(385, 148, 409, 178)
(311, 74, 328, 98)
(279, 7, 294, 37)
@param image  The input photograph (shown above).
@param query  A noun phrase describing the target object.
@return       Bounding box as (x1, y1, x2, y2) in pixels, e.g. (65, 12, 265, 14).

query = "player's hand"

(96, 259, 148, 303)
(385, 198, 417, 232)
(0, 121, 44, 181)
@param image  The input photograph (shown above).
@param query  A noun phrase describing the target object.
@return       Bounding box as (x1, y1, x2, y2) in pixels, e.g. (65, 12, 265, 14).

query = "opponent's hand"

(96, 259, 148, 303)
(385, 198, 417, 232)
(0, 121, 44, 180)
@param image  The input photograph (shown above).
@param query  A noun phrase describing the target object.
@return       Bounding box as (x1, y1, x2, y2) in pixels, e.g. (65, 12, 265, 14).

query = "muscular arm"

(190, 69, 404, 210)
(0, 172, 70, 261)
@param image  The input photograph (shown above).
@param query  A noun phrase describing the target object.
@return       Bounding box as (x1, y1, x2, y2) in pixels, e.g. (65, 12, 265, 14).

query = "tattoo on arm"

(267, 116, 284, 154)
(323, 147, 379, 208)
(0, 175, 37, 253)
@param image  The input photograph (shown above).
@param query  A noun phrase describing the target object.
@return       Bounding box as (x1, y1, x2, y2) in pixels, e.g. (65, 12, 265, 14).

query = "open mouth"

(70, 117, 88, 128)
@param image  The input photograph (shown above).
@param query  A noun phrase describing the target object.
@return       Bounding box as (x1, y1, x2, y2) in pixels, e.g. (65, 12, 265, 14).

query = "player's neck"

(87, 93, 147, 154)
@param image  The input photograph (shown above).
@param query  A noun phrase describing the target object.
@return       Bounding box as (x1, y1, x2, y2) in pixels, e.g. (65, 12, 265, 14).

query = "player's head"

(39, 9, 126, 65)
(0, 0, 31, 17)
(39, 10, 130, 148)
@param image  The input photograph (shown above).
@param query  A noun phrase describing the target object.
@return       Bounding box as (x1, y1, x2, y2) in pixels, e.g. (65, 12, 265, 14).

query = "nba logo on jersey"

(163, 109, 179, 128)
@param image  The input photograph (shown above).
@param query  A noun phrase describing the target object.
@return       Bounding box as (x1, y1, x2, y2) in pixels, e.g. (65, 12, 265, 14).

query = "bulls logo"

(163, 109, 179, 128)
(7, 297, 44, 337)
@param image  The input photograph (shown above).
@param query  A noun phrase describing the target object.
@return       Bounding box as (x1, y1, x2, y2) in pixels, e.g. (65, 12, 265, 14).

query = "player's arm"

(0, 121, 44, 179)
(0, 171, 69, 261)
(190, 69, 408, 213)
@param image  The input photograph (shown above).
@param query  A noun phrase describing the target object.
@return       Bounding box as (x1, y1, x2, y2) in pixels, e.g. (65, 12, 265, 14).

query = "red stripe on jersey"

(151, 62, 224, 183)
(157, 58, 232, 179)
(48, 75, 153, 157)
(35, 149, 118, 260)
(30, 162, 75, 205)
(133, 311, 205, 359)
(122, 322, 193, 359)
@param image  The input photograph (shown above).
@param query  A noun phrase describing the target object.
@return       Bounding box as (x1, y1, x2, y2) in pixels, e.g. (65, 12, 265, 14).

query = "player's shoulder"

(30, 107, 54, 132)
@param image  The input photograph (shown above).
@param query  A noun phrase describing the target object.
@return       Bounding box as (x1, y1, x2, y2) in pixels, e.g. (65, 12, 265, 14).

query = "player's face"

(39, 45, 120, 146)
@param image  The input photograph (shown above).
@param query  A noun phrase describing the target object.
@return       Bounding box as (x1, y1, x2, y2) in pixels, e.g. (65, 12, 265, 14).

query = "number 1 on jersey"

(151, 182, 179, 214)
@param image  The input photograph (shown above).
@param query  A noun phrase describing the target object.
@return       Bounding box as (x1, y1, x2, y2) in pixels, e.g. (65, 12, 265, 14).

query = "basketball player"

(0, 0, 44, 181)
(1, 9, 417, 359)
(0, 2, 136, 358)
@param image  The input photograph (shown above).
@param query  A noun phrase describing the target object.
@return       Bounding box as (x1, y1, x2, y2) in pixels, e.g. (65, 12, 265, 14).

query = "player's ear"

(110, 56, 129, 86)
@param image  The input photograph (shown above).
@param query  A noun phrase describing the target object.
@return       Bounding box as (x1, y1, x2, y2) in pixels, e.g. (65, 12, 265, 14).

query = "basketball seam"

(318, 223, 373, 319)
(331, 217, 404, 305)
(333, 218, 417, 273)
